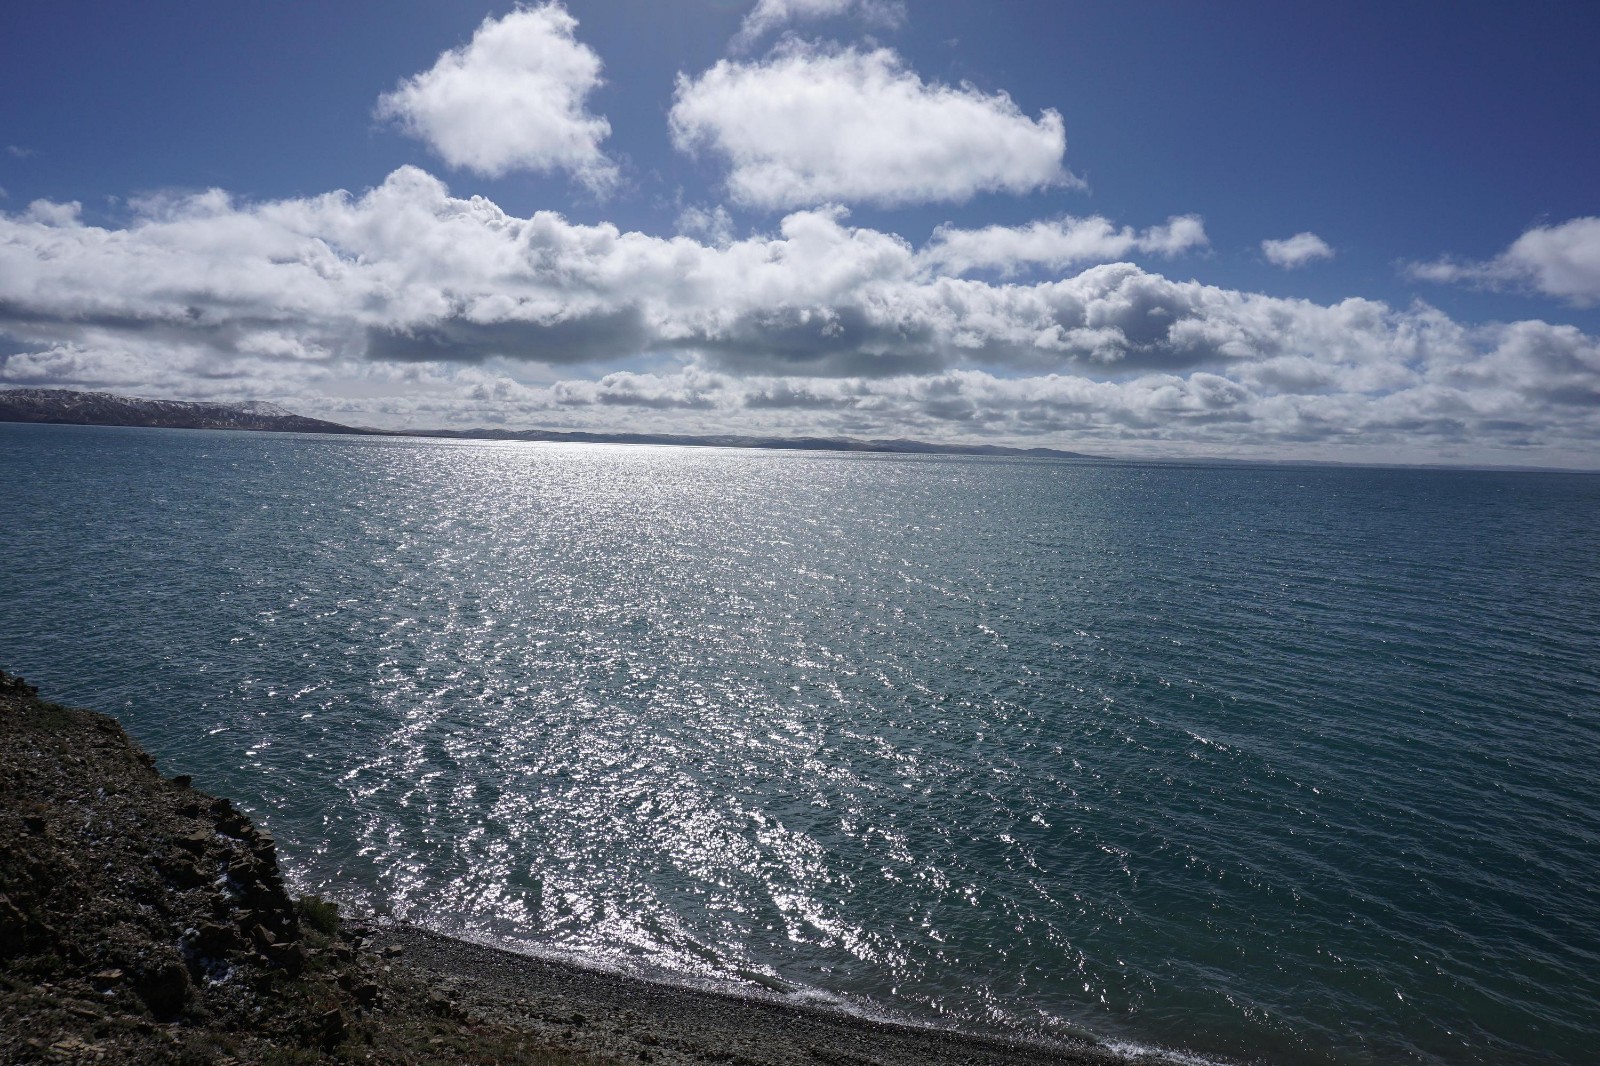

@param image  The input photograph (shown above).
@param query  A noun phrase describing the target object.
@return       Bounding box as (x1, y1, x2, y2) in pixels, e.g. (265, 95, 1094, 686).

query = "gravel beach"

(368, 922, 1130, 1066)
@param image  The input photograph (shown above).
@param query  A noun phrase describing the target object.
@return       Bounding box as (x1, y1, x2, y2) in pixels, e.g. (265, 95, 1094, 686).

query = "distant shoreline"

(0, 386, 1098, 462)
(4, 385, 1596, 473)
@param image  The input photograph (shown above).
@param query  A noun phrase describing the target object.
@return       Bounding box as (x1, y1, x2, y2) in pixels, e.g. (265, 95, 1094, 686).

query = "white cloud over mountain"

(1262, 232, 1334, 269)
(669, 42, 1072, 209)
(1409, 217, 1600, 307)
(375, 5, 617, 191)
(733, 0, 906, 51)
(3, 167, 1598, 463)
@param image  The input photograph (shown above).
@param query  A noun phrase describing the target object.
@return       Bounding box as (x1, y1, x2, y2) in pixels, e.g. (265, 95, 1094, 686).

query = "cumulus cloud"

(675, 203, 736, 247)
(2, 168, 1598, 464)
(1262, 232, 1334, 269)
(669, 42, 1072, 209)
(375, 4, 617, 191)
(923, 214, 1207, 276)
(733, 0, 906, 50)
(1407, 217, 1600, 307)
(23, 199, 82, 226)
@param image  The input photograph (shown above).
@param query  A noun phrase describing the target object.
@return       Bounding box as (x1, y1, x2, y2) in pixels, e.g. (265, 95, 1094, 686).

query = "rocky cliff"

(0, 671, 584, 1063)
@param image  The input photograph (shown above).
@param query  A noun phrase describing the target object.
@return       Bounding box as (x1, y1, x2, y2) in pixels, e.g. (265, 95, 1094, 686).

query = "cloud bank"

(375, 5, 617, 191)
(2, 168, 1598, 465)
(1408, 217, 1600, 307)
(669, 42, 1072, 209)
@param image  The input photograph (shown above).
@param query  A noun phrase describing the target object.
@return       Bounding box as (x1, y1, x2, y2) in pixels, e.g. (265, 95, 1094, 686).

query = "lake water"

(3, 422, 1598, 1065)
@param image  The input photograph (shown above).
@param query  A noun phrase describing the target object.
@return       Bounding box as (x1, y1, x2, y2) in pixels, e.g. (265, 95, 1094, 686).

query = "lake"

(4, 422, 1597, 1065)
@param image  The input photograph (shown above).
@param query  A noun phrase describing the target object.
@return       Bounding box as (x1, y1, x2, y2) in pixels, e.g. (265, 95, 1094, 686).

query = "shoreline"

(365, 921, 1140, 1065)
(0, 671, 1181, 1064)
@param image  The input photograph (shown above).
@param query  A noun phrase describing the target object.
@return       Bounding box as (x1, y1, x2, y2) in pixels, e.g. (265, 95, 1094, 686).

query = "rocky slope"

(0, 671, 588, 1064)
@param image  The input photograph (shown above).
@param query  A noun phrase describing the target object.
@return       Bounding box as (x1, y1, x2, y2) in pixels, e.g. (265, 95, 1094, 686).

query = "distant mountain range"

(0, 387, 1095, 461)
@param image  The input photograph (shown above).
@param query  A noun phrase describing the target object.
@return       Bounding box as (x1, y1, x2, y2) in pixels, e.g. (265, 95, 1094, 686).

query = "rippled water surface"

(5, 423, 1599, 1066)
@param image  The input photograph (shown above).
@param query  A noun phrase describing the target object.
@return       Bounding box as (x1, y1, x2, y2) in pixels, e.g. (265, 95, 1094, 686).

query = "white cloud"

(669, 42, 1072, 209)
(2, 167, 1598, 465)
(675, 203, 736, 247)
(923, 214, 1207, 276)
(1261, 232, 1334, 269)
(375, 4, 617, 191)
(23, 199, 81, 226)
(733, 0, 906, 51)
(1408, 217, 1600, 307)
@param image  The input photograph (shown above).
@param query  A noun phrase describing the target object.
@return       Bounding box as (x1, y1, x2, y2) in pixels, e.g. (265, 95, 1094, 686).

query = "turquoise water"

(3, 422, 1598, 1065)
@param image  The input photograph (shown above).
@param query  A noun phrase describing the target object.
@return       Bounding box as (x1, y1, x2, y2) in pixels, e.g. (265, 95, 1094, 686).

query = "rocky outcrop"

(0, 671, 594, 1063)
(0, 673, 309, 1035)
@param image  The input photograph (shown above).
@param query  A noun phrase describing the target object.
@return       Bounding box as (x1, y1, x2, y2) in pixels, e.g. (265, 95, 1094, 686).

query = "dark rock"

(212, 798, 251, 838)
(319, 1007, 347, 1049)
(173, 828, 212, 855)
(186, 921, 241, 957)
(0, 672, 39, 697)
(159, 850, 210, 888)
(250, 829, 277, 861)
(0, 893, 30, 952)
(267, 940, 308, 975)
(131, 955, 191, 1019)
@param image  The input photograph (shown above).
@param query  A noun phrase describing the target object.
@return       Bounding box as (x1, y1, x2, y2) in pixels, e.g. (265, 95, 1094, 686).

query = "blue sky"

(3, 1, 1599, 466)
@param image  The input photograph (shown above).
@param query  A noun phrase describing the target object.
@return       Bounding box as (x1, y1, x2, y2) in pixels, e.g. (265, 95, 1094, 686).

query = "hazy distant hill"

(0, 388, 366, 435)
(409, 425, 1094, 460)
(0, 386, 1097, 460)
